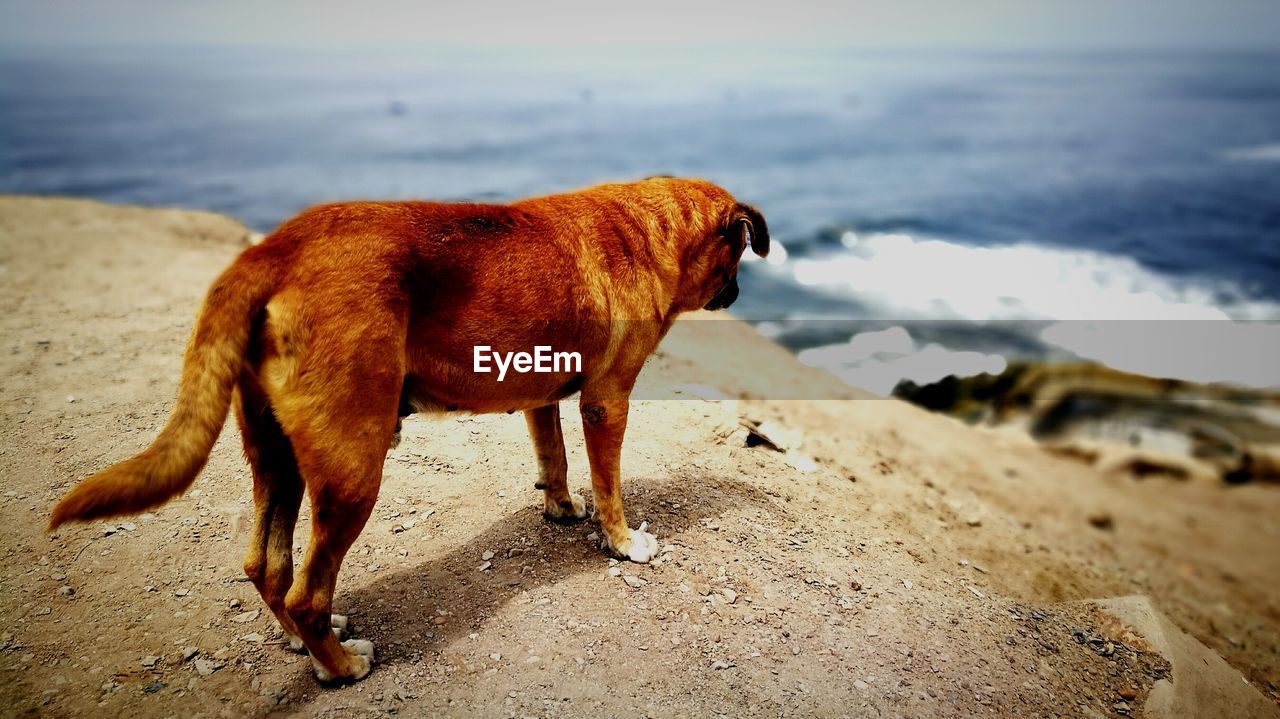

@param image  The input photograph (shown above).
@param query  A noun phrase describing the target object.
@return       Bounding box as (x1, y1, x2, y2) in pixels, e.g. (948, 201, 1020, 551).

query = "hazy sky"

(3, 0, 1279, 50)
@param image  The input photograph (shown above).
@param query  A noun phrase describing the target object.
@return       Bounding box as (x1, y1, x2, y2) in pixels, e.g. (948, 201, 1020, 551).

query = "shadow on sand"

(271, 473, 774, 714)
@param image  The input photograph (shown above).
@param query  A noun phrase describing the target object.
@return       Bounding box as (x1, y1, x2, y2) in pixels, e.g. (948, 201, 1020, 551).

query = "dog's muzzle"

(703, 276, 739, 311)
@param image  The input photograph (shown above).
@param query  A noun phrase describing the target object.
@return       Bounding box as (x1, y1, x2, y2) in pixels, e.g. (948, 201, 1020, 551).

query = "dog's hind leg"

(236, 373, 307, 650)
(525, 403, 588, 522)
(273, 308, 405, 684)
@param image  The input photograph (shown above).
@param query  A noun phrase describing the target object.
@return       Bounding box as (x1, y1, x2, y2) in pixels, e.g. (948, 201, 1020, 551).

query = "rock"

(228, 599, 241, 609)
(181, 647, 198, 661)
(230, 610, 260, 623)
(1084, 595, 1277, 719)
(622, 575, 646, 589)
(481, 551, 495, 561)
(140, 655, 160, 669)
(489, 653, 501, 661)
(607, 567, 622, 577)
(743, 420, 802, 452)
(1088, 512, 1115, 530)
(854, 679, 870, 691)
(193, 659, 220, 676)
(57, 586, 74, 597)
(240, 633, 266, 643)
(142, 681, 165, 694)
(343, 639, 374, 658)
(174, 588, 190, 597)
(710, 660, 735, 670)
(478, 561, 492, 572)
(721, 588, 738, 604)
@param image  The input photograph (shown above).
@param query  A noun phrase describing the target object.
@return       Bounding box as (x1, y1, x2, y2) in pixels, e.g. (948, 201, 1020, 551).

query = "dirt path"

(1, 196, 1277, 717)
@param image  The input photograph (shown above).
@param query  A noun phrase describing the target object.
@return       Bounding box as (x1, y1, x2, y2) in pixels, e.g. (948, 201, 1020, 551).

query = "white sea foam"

(798, 326, 1008, 396)
(782, 231, 1278, 322)
(765, 230, 1280, 390)
(1222, 143, 1280, 162)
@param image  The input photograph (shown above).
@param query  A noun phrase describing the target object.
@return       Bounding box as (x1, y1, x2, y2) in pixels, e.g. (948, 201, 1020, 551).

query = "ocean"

(2, 46, 1278, 392)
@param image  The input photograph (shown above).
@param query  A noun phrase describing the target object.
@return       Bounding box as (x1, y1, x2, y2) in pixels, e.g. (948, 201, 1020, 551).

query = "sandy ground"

(1, 196, 1277, 718)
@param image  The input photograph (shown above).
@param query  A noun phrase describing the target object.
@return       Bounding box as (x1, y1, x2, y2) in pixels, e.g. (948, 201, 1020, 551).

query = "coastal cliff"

(1, 197, 1276, 717)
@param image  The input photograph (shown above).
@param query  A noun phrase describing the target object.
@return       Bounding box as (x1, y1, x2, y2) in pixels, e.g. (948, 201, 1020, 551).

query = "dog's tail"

(49, 248, 280, 531)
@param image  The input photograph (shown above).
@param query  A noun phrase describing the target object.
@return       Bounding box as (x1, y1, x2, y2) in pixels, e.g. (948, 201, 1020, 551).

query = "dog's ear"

(734, 204, 770, 258)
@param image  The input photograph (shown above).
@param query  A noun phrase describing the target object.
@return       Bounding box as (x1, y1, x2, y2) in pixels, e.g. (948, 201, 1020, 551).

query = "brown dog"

(48, 177, 768, 683)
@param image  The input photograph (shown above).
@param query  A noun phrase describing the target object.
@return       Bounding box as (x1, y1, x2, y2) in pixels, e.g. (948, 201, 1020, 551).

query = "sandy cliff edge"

(1, 196, 1276, 718)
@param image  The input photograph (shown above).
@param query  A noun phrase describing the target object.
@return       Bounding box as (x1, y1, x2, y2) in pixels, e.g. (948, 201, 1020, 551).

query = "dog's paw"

(544, 493, 589, 523)
(606, 523, 659, 563)
(287, 614, 348, 653)
(310, 639, 374, 683)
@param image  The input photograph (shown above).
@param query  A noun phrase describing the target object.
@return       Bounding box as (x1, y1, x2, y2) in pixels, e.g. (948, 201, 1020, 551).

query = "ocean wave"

(1221, 143, 1280, 162)
(757, 229, 1280, 391)
(796, 326, 1007, 396)
(775, 230, 1280, 322)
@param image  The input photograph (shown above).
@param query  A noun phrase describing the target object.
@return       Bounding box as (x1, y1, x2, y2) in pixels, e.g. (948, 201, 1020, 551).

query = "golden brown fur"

(48, 177, 768, 683)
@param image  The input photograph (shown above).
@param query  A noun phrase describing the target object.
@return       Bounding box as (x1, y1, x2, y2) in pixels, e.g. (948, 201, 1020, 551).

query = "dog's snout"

(703, 276, 739, 311)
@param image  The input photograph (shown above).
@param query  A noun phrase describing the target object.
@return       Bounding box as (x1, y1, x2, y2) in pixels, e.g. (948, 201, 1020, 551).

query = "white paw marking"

(545, 493, 588, 520)
(343, 638, 375, 659)
(607, 524, 659, 563)
(309, 639, 374, 683)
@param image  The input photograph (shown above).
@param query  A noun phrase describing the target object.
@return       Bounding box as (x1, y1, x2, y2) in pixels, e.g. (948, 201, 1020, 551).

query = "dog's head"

(652, 178, 769, 313)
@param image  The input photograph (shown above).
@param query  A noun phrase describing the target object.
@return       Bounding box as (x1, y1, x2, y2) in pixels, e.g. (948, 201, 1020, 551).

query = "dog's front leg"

(579, 395, 659, 562)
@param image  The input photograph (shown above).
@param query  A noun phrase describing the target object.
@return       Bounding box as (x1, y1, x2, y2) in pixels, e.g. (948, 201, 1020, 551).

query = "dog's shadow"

(273, 473, 764, 714)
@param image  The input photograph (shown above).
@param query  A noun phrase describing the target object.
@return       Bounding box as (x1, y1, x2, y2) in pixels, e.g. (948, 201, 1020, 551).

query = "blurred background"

(2, 0, 1279, 393)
